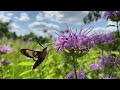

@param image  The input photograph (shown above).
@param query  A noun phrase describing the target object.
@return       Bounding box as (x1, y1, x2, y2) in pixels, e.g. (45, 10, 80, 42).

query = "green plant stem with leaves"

(0, 54, 3, 79)
(72, 55, 77, 79)
(1, 63, 3, 79)
(116, 21, 119, 36)
(101, 45, 104, 56)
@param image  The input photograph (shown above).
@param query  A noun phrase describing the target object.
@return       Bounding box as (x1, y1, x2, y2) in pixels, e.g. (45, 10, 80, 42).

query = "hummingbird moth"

(20, 39, 48, 70)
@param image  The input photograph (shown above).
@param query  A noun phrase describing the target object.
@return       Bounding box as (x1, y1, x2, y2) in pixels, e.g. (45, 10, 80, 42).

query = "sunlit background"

(0, 11, 118, 38)
(0, 11, 120, 79)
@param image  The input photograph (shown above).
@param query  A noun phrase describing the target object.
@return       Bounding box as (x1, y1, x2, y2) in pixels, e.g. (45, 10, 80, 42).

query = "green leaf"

(44, 59, 52, 66)
(19, 70, 31, 77)
(59, 75, 64, 79)
(106, 24, 116, 28)
(23, 77, 31, 79)
(18, 62, 33, 66)
(45, 73, 55, 79)
(57, 63, 64, 69)
(41, 64, 49, 71)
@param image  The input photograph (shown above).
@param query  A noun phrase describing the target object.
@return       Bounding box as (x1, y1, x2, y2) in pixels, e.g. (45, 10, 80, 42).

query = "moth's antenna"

(36, 39, 44, 48)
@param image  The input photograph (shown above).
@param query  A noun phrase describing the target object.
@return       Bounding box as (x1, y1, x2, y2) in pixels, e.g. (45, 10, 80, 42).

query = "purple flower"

(65, 68, 86, 79)
(98, 55, 119, 68)
(77, 69, 86, 79)
(0, 45, 11, 54)
(92, 33, 115, 46)
(65, 70, 76, 79)
(53, 27, 94, 55)
(0, 59, 11, 65)
(89, 63, 100, 71)
(103, 11, 120, 21)
(103, 75, 115, 79)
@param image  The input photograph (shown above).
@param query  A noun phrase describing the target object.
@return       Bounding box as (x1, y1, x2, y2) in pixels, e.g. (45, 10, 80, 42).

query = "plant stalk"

(73, 55, 77, 79)
(117, 21, 119, 36)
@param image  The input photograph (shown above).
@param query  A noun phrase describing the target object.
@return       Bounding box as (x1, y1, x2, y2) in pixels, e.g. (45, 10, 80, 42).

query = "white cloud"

(91, 27, 117, 35)
(36, 13, 44, 21)
(36, 11, 64, 22)
(0, 11, 12, 22)
(28, 21, 60, 37)
(107, 21, 116, 25)
(10, 23, 20, 29)
(9, 21, 31, 36)
(100, 11, 105, 18)
(29, 21, 59, 30)
(31, 30, 47, 37)
(7, 13, 13, 17)
(43, 11, 64, 22)
(45, 11, 88, 24)
(60, 11, 88, 24)
(18, 13, 30, 21)
(14, 29, 30, 36)
(106, 20, 120, 26)
(106, 20, 120, 30)
(36, 11, 88, 25)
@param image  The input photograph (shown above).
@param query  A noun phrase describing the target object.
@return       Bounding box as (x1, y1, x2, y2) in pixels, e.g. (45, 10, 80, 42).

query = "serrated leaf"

(18, 62, 33, 66)
(19, 70, 31, 77)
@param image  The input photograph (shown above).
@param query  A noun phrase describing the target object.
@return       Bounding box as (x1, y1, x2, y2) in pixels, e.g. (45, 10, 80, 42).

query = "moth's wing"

(32, 60, 42, 70)
(20, 49, 34, 58)
(32, 52, 46, 70)
(32, 50, 42, 58)
(32, 58, 45, 70)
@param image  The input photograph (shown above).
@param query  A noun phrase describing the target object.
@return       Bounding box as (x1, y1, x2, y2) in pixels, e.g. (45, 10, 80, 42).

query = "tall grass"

(0, 37, 120, 79)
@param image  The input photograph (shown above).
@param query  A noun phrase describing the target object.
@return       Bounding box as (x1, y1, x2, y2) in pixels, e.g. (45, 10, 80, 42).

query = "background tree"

(83, 11, 102, 24)
(0, 21, 11, 38)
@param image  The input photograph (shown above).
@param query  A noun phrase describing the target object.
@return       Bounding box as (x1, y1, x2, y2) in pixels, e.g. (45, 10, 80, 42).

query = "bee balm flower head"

(0, 45, 11, 54)
(53, 27, 94, 57)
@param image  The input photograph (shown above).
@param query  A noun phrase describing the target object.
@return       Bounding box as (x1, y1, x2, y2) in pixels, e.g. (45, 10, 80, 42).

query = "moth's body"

(20, 47, 48, 70)
(32, 47, 47, 70)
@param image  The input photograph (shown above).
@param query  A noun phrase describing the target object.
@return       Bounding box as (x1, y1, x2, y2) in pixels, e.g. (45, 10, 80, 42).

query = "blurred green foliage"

(0, 17, 120, 79)
(83, 11, 101, 24)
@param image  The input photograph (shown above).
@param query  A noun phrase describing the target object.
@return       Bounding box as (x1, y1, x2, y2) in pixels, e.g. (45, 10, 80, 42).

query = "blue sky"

(0, 11, 118, 38)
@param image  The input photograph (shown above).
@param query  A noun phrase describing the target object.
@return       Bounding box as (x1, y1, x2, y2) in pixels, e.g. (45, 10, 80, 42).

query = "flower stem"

(0, 55, 3, 79)
(39, 68, 42, 79)
(74, 64, 77, 79)
(96, 71, 99, 79)
(1, 64, 3, 79)
(116, 21, 119, 36)
(119, 52, 120, 56)
(101, 46, 104, 56)
(72, 55, 77, 79)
